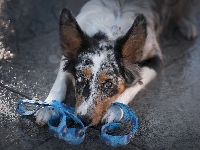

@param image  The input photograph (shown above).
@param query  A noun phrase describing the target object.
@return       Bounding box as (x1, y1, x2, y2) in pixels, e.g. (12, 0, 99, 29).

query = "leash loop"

(101, 102, 138, 147)
(17, 99, 51, 115)
(17, 100, 138, 146)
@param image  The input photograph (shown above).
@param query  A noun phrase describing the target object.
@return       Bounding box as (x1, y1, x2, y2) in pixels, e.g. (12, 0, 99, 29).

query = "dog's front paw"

(177, 18, 198, 40)
(35, 107, 55, 126)
(102, 105, 124, 123)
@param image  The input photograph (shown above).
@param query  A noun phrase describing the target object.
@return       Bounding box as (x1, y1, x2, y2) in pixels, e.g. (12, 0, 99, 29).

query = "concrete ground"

(0, 0, 200, 150)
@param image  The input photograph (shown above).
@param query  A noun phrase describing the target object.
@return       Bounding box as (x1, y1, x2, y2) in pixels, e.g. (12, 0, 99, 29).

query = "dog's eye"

(84, 59, 92, 65)
(103, 80, 113, 89)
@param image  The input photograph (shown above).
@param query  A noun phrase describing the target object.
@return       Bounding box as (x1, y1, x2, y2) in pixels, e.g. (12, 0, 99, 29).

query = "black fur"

(63, 57, 76, 74)
(93, 32, 108, 41)
(139, 55, 163, 73)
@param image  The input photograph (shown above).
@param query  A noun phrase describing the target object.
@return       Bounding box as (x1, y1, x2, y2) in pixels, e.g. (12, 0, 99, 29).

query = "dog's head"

(59, 8, 147, 125)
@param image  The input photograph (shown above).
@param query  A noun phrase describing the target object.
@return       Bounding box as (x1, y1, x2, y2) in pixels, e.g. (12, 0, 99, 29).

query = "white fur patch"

(102, 104, 124, 123)
(45, 55, 69, 103)
(76, 0, 153, 39)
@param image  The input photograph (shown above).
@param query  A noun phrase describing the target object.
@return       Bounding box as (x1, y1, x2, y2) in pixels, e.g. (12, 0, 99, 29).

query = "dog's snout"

(77, 114, 92, 126)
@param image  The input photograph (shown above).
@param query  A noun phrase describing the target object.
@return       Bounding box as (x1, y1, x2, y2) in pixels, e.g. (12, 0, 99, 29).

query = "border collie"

(35, 0, 197, 126)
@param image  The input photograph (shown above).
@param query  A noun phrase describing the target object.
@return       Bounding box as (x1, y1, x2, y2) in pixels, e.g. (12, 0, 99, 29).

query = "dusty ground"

(0, 0, 200, 150)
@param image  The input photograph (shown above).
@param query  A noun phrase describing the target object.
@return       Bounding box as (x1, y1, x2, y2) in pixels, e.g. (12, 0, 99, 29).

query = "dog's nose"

(77, 114, 92, 126)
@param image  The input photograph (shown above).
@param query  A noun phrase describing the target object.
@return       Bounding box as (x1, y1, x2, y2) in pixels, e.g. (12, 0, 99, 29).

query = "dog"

(35, 0, 197, 126)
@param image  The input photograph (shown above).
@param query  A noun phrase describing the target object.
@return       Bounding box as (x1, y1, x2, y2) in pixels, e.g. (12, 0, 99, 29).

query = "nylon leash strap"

(17, 99, 138, 147)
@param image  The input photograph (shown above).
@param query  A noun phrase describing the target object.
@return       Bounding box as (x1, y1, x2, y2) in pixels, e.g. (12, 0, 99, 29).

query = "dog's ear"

(115, 14, 147, 85)
(59, 8, 87, 58)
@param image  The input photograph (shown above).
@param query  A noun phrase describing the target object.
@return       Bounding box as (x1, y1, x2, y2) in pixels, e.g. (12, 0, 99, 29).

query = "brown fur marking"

(98, 72, 108, 83)
(91, 82, 125, 125)
(83, 67, 91, 79)
(122, 29, 146, 65)
(60, 26, 82, 58)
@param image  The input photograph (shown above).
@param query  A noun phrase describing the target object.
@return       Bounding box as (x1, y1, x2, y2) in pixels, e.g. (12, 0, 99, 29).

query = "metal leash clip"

(17, 99, 138, 147)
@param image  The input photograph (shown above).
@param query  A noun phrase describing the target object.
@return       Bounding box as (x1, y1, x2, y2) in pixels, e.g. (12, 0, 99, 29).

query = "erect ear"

(59, 8, 87, 58)
(115, 14, 147, 85)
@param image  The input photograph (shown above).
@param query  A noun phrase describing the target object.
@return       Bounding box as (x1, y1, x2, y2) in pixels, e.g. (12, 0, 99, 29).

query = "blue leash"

(17, 99, 138, 147)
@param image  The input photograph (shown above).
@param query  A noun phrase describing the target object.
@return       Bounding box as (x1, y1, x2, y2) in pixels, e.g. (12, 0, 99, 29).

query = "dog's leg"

(35, 55, 71, 125)
(176, 18, 198, 40)
(102, 67, 157, 123)
(172, 0, 198, 39)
